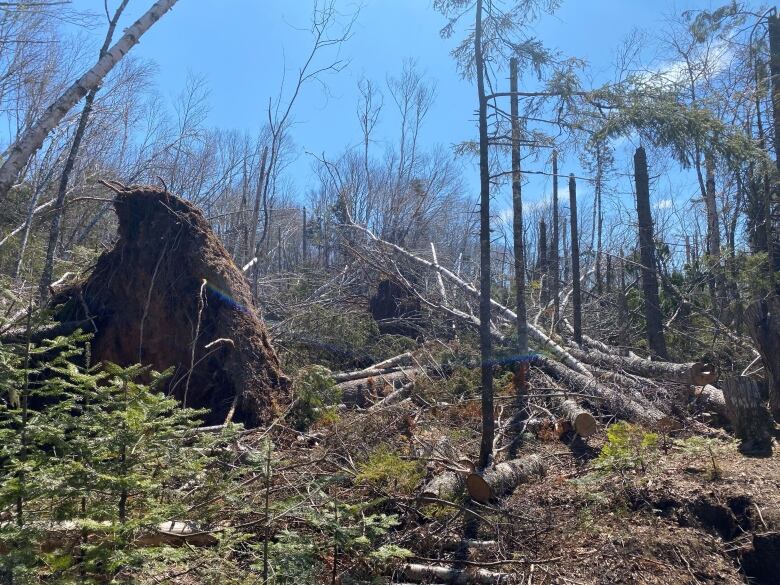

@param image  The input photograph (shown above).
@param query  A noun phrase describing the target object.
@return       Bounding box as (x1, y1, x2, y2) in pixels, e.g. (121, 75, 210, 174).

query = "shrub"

(595, 422, 659, 473)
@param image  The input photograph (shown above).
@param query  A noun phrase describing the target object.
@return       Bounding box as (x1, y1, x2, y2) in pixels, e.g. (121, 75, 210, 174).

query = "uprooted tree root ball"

(52, 186, 290, 425)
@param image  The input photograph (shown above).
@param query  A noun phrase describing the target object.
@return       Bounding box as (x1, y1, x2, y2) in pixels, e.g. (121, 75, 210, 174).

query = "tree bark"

(692, 384, 727, 419)
(743, 295, 780, 420)
(538, 217, 548, 303)
(536, 355, 674, 428)
(0, 0, 179, 202)
(466, 454, 546, 503)
(634, 146, 668, 359)
(567, 347, 716, 386)
(510, 57, 528, 359)
(722, 377, 773, 454)
(401, 563, 508, 585)
(768, 12, 780, 178)
(551, 397, 597, 437)
(551, 150, 560, 329)
(568, 174, 582, 345)
(475, 0, 494, 469)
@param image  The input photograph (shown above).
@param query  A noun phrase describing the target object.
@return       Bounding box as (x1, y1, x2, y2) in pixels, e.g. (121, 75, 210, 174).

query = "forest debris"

(332, 351, 413, 382)
(50, 186, 290, 425)
(536, 355, 677, 429)
(343, 220, 591, 375)
(466, 454, 546, 503)
(339, 367, 422, 407)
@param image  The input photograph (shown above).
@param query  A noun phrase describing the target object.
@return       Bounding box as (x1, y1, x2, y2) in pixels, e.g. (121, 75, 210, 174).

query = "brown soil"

(53, 186, 290, 425)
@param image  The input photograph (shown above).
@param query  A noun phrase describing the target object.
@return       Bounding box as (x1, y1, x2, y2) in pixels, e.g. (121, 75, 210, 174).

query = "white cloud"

(654, 198, 673, 210)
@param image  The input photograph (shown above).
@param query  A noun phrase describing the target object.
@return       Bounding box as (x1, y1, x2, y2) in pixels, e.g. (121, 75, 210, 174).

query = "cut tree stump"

(466, 454, 546, 503)
(722, 377, 774, 455)
(744, 296, 780, 421)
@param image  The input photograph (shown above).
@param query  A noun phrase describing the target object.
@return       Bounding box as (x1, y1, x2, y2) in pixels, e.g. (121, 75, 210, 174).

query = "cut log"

(553, 398, 597, 437)
(568, 347, 717, 386)
(722, 377, 774, 454)
(0, 519, 216, 554)
(419, 470, 467, 504)
(466, 454, 546, 503)
(401, 563, 508, 584)
(338, 367, 421, 407)
(536, 355, 676, 429)
(692, 384, 727, 419)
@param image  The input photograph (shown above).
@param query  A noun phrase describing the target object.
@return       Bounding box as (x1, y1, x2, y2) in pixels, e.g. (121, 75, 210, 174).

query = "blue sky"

(67, 0, 752, 244)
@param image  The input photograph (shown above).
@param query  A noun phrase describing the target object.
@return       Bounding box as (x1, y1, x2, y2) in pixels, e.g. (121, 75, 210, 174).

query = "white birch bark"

(0, 0, 180, 200)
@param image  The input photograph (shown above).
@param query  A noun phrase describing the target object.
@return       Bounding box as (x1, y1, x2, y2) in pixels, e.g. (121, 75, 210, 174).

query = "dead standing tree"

(634, 146, 668, 359)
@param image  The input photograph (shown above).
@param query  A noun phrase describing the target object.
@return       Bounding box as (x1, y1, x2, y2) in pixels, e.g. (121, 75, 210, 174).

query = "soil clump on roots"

(52, 185, 289, 425)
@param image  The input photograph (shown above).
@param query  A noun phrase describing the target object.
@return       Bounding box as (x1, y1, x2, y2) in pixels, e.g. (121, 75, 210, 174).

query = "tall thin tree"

(568, 173, 582, 345)
(634, 146, 668, 359)
(475, 0, 494, 469)
(38, 0, 131, 299)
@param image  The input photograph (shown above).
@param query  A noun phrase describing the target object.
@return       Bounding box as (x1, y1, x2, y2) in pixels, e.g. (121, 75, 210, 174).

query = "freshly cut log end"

(573, 411, 598, 437)
(556, 398, 597, 437)
(690, 362, 718, 386)
(466, 454, 547, 504)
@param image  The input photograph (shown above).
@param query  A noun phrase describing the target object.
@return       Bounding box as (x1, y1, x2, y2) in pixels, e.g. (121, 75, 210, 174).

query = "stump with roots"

(51, 185, 290, 426)
(723, 377, 774, 455)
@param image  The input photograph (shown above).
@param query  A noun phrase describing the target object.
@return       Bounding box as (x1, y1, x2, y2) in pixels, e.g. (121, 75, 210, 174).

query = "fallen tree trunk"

(536, 355, 675, 428)
(568, 347, 717, 386)
(332, 352, 413, 382)
(0, 519, 217, 554)
(466, 454, 546, 503)
(400, 563, 508, 584)
(723, 377, 774, 454)
(419, 470, 467, 504)
(338, 367, 422, 407)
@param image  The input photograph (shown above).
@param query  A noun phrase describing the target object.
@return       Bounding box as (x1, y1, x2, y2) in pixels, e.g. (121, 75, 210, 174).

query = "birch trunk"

(0, 0, 179, 201)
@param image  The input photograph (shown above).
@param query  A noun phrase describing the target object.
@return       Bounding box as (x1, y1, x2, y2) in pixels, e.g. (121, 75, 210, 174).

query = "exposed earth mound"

(53, 185, 289, 425)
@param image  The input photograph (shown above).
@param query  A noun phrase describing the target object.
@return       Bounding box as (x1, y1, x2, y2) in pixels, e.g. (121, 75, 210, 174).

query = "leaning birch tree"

(0, 0, 180, 202)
